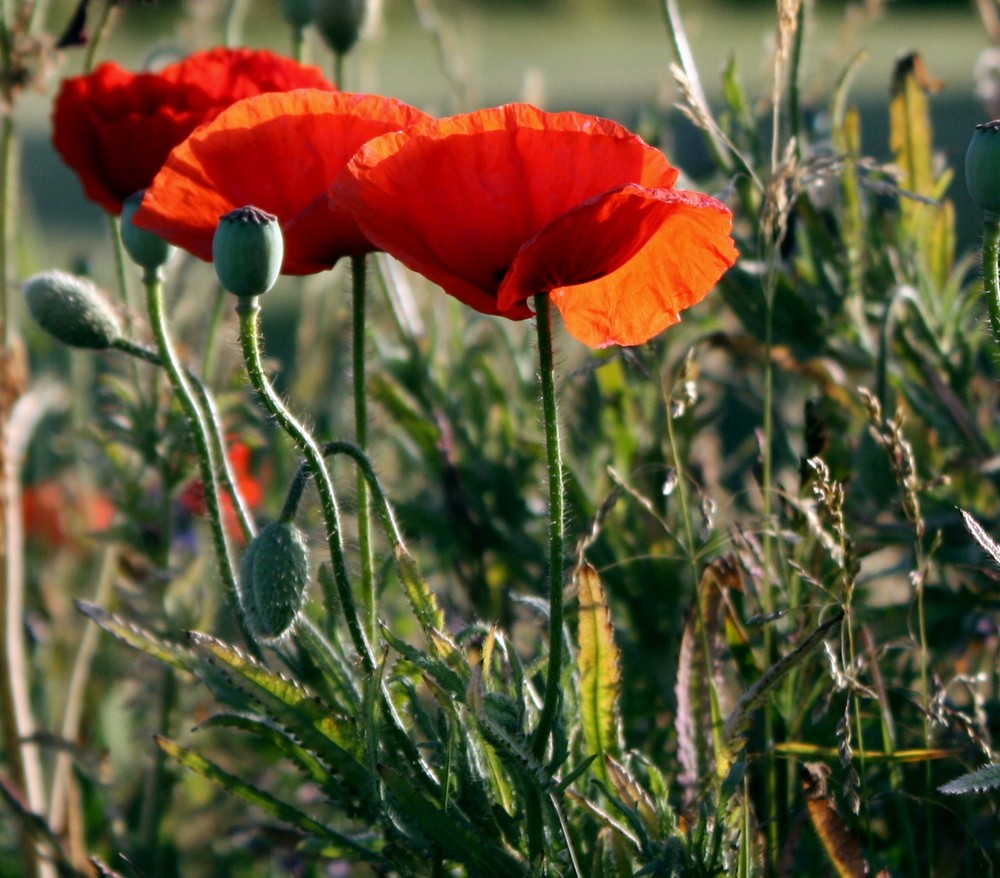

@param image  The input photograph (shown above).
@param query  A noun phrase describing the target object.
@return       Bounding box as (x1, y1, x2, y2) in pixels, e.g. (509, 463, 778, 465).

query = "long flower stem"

(981, 213, 1000, 342)
(236, 298, 374, 672)
(142, 271, 253, 632)
(351, 255, 376, 643)
(531, 294, 565, 759)
(113, 337, 254, 543)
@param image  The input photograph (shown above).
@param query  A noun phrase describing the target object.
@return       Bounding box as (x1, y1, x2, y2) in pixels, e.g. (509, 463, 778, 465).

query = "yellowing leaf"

(576, 563, 621, 783)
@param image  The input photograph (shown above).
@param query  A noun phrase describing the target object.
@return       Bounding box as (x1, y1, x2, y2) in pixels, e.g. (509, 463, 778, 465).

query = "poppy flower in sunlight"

(52, 47, 335, 215)
(333, 103, 739, 348)
(133, 89, 431, 274)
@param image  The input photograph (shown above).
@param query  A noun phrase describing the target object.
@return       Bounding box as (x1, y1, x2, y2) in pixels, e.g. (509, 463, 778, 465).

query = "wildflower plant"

(3, 0, 1000, 877)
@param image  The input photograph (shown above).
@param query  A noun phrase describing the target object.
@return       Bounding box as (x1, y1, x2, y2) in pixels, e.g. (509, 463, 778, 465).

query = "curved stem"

(530, 293, 565, 759)
(82, 0, 118, 72)
(981, 213, 1000, 342)
(282, 439, 405, 554)
(113, 337, 254, 543)
(351, 255, 375, 642)
(236, 298, 374, 672)
(142, 271, 251, 638)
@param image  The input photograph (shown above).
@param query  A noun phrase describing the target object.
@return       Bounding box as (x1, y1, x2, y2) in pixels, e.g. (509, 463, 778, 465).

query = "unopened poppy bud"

(121, 191, 175, 272)
(313, 0, 367, 56)
(213, 206, 284, 299)
(239, 520, 310, 642)
(281, 0, 313, 29)
(24, 270, 122, 349)
(967, 121, 1000, 215)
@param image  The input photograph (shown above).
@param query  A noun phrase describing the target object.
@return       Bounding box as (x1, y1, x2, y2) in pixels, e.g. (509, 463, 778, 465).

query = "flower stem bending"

(114, 337, 254, 543)
(531, 293, 566, 759)
(236, 297, 374, 672)
(142, 271, 252, 639)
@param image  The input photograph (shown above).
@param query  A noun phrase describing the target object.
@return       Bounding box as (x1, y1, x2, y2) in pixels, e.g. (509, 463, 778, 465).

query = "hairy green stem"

(82, 0, 118, 72)
(981, 214, 1000, 342)
(113, 337, 255, 543)
(351, 255, 376, 642)
(236, 298, 374, 672)
(531, 294, 565, 759)
(142, 272, 253, 627)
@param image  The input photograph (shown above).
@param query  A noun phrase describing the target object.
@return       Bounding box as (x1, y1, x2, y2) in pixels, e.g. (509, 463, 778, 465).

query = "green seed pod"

(121, 191, 175, 272)
(213, 206, 284, 299)
(313, 0, 367, 56)
(281, 0, 313, 29)
(239, 520, 310, 642)
(967, 121, 1000, 215)
(24, 270, 122, 349)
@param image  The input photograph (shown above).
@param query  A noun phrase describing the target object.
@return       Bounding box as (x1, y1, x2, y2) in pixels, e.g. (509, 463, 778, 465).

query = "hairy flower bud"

(121, 191, 175, 272)
(313, 0, 367, 56)
(213, 206, 284, 298)
(967, 121, 1000, 215)
(24, 270, 122, 349)
(239, 520, 310, 642)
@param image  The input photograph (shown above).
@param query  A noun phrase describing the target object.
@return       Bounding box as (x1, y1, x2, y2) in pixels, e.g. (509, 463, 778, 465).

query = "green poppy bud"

(121, 191, 175, 272)
(967, 121, 1000, 215)
(313, 0, 367, 56)
(281, 0, 313, 29)
(239, 520, 310, 642)
(24, 270, 122, 349)
(213, 206, 284, 299)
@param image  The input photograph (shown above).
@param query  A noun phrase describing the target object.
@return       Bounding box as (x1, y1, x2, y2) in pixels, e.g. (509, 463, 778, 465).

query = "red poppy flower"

(333, 103, 738, 347)
(178, 440, 269, 543)
(52, 48, 335, 215)
(22, 478, 115, 551)
(133, 89, 431, 274)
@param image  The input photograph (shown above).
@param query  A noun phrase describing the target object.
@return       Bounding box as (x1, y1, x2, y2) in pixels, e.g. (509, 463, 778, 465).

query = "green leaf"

(395, 546, 448, 651)
(575, 564, 621, 786)
(939, 762, 1000, 796)
(187, 632, 373, 801)
(75, 600, 193, 672)
(155, 735, 377, 861)
(380, 765, 529, 877)
(724, 611, 844, 745)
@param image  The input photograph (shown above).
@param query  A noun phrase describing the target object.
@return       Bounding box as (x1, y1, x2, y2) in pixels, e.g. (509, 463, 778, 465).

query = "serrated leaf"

(890, 52, 938, 203)
(575, 563, 622, 786)
(724, 611, 843, 745)
(960, 509, 1000, 569)
(939, 762, 1000, 796)
(75, 600, 193, 672)
(394, 546, 447, 651)
(155, 735, 376, 860)
(381, 625, 467, 696)
(187, 632, 373, 799)
(380, 765, 529, 877)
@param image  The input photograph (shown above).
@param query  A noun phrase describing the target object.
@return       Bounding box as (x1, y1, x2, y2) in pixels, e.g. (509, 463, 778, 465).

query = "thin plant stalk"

(981, 214, 1000, 341)
(142, 270, 246, 601)
(113, 336, 255, 543)
(351, 254, 376, 642)
(82, 0, 119, 73)
(530, 293, 565, 759)
(48, 545, 118, 835)
(235, 297, 374, 672)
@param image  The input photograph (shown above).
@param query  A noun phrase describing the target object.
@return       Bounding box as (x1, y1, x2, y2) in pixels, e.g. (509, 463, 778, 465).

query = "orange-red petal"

(52, 49, 334, 215)
(335, 103, 677, 316)
(135, 90, 430, 273)
(546, 189, 738, 347)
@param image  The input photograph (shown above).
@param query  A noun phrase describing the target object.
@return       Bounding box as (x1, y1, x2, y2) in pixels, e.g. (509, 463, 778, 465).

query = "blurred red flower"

(333, 103, 738, 347)
(22, 478, 115, 551)
(133, 90, 431, 274)
(178, 440, 268, 543)
(52, 48, 335, 215)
